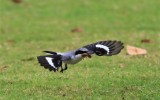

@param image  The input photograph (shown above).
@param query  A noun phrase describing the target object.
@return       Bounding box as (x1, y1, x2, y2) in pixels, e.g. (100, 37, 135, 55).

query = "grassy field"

(0, 0, 160, 99)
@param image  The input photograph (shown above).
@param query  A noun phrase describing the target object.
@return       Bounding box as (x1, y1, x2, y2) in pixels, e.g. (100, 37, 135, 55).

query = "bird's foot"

(60, 64, 68, 73)
(64, 66, 68, 70)
(60, 69, 64, 73)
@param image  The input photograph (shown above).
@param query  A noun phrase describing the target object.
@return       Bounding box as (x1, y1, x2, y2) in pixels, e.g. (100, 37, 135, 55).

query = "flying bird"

(37, 40, 124, 72)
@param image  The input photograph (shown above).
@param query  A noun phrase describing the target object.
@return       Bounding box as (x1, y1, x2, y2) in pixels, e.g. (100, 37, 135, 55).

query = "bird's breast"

(63, 55, 83, 64)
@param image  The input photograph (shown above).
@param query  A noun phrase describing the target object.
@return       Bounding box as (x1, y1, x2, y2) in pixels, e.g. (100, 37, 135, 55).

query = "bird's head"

(75, 48, 91, 58)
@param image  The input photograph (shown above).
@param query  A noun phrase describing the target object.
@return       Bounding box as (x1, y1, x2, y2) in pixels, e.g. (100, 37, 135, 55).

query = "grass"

(0, 0, 160, 99)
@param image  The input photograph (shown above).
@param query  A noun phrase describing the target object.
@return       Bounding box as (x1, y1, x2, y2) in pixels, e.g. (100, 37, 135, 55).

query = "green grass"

(0, 0, 160, 99)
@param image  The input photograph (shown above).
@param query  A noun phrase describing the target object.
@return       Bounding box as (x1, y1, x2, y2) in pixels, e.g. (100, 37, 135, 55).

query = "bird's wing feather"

(43, 51, 57, 55)
(83, 40, 124, 56)
(37, 55, 62, 72)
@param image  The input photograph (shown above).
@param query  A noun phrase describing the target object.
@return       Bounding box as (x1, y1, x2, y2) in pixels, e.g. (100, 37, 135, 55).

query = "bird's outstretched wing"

(37, 55, 62, 72)
(82, 40, 124, 56)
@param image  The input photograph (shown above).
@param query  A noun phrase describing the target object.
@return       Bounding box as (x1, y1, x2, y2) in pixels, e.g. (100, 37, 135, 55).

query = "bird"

(37, 40, 124, 72)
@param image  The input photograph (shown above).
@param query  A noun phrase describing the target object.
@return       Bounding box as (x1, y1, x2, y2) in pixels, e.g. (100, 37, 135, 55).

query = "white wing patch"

(96, 44, 110, 54)
(45, 57, 56, 69)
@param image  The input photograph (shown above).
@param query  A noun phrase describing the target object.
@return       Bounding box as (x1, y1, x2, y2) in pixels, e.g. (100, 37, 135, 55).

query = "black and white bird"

(37, 40, 124, 72)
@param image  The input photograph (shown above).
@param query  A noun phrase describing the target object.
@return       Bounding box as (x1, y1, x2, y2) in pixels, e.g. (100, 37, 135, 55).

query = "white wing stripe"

(45, 57, 56, 69)
(96, 44, 110, 54)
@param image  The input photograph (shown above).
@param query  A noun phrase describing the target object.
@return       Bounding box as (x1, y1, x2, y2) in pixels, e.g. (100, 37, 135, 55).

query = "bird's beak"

(82, 53, 92, 58)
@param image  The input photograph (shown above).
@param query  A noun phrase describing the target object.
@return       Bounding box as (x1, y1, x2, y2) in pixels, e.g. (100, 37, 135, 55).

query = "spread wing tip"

(83, 40, 124, 56)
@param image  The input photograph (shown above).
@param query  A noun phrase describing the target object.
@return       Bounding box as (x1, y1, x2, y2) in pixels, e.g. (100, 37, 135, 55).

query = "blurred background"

(0, 0, 160, 99)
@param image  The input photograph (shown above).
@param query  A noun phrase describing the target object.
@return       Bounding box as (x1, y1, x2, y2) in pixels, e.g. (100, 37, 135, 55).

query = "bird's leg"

(59, 61, 64, 73)
(60, 66, 64, 73)
(64, 64, 68, 71)
(60, 64, 67, 73)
